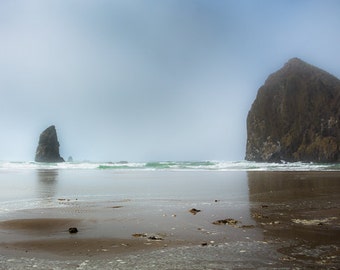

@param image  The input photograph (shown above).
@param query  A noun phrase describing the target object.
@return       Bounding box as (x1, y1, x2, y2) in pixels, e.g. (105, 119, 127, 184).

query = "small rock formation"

(246, 58, 340, 163)
(132, 233, 163, 240)
(212, 218, 239, 226)
(68, 227, 78, 234)
(35, 125, 65, 162)
(132, 233, 148, 238)
(189, 208, 201, 215)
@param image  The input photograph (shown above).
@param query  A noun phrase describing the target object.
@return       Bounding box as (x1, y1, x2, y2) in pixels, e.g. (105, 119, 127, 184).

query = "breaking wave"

(0, 160, 339, 171)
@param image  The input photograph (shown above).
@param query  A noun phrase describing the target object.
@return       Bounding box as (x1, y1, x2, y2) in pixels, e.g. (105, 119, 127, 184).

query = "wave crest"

(0, 160, 338, 171)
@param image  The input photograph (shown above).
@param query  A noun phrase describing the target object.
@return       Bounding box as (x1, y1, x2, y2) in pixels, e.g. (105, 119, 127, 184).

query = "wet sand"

(248, 171, 340, 268)
(0, 170, 339, 269)
(0, 199, 258, 259)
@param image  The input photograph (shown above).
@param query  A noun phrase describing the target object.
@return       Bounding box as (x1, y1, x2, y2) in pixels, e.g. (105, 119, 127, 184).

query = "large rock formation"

(35, 125, 65, 162)
(246, 58, 340, 163)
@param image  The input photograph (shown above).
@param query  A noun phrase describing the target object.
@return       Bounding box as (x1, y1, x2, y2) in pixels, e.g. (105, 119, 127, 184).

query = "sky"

(0, 0, 340, 162)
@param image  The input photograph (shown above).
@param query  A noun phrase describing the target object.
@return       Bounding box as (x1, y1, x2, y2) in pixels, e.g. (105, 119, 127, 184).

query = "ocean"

(0, 160, 338, 213)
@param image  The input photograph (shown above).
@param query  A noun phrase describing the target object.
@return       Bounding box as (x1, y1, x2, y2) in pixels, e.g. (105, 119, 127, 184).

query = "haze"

(1, 0, 339, 162)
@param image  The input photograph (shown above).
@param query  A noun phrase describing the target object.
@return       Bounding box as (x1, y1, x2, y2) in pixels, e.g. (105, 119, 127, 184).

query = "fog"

(1, 0, 340, 162)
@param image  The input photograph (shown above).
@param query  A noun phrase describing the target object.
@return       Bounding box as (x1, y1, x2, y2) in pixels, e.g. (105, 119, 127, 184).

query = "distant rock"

(67, 156, 73, 162)
(246, 58, 340, 163)
(35, 125, 65, 162)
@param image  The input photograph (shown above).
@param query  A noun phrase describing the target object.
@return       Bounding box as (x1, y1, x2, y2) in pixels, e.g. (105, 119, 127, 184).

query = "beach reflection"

(36, 169, 58, 202)
(247, 171, 340, 202)
(247, 171, 340, 264)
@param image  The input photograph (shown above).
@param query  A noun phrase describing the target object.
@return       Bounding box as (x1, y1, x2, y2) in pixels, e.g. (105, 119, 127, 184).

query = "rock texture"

(35, 125, 64, 162)
(246, 58, 340, 163)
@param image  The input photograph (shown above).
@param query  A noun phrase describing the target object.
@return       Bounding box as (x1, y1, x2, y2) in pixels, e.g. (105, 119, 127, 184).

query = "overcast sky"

(1, 0, 340, 162)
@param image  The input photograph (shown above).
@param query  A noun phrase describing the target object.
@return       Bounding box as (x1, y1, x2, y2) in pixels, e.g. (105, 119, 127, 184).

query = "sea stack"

(35, 125, 65, 162)
(246, 58, 340, 163)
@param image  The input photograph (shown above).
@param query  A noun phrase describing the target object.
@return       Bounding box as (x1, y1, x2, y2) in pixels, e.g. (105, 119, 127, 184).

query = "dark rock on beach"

(148, 235, 164, 241)
(35, 125, 65, 162)
(68, 227, 78, 234)
(246, 58, 340, 163)
(132, 233, 163, 241)
(189, 208, 201, 215)
(212, 218, 239, 226)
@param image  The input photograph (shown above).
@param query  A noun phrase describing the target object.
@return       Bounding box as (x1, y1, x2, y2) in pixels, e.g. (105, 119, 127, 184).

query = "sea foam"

(0, 160, 338, 171)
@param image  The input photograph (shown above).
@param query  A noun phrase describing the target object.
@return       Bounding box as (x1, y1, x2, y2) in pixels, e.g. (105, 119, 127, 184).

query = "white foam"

(0, 160, 337, 171)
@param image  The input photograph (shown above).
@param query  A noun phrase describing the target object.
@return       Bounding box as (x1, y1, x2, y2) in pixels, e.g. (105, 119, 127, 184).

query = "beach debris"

(197, 227, 213, 235)
(260, 221, 281, 226)
(189, 208, 201, 215)
(68, 227, 78, 234)
(280, 256, 296, 262)
(252, 213, 269, 219)
(213, 218, 239, 226)
(110, 206, 123, 209)
(261, 205, 269, 208)
(240, 224, 255, 229)
(57, 198, 71, 202)
(132, 233, 147, 238)
(148, 235, 164, 241)
(132, 233, 164, 241)
(292, 217, 337, 226)
(200, 241, 217, 247)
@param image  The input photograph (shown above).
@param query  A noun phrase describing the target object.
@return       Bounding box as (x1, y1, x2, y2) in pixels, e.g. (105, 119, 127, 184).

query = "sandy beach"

(0, 169, 339, 269)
